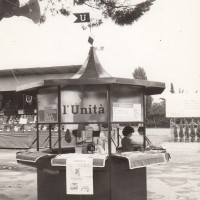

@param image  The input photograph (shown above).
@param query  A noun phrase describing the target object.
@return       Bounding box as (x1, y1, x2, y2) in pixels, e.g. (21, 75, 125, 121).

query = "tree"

(170, 83, 175, 93)
(0, 0, 40, 24)
(0, 0, 157, 26)
(133, 67, 147, 80)
(147, 99, 170, 128)
(36, 0, 156, 25)
(133, 66, 153, 119)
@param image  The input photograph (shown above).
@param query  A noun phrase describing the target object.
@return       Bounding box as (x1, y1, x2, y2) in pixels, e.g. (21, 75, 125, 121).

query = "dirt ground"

(0, 129, 200, 200)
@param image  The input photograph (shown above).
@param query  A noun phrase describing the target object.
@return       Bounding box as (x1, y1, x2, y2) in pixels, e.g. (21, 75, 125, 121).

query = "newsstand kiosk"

(16, 47, 168, 200)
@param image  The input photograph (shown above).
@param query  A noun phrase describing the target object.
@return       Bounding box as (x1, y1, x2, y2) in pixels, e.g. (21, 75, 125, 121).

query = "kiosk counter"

(16, 148, 169, 200)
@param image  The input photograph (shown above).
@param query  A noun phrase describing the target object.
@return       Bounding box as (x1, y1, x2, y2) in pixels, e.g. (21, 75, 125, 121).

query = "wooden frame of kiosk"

(16, 47, 168, 200)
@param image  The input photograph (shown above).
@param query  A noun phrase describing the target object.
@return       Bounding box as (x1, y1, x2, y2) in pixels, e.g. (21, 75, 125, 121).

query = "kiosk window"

(110, 85, 143, 122)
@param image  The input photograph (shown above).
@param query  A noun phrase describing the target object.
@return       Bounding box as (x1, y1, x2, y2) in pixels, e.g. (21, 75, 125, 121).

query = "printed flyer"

(66, 156, 93, 195)
(113, 102, 142, 122)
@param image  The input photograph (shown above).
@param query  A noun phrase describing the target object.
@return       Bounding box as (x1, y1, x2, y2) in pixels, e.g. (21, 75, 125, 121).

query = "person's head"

(138, 127, 144, 135)
(122, 126, 134, 137)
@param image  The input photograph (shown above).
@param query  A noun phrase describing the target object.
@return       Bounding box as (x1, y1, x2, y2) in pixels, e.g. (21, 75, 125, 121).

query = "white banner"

(166, 93, 200, 118)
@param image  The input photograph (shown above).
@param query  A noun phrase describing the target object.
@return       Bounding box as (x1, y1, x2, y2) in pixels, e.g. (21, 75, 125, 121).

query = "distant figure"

(0, 0, 40, 23)
(173, 124, 178, 142)
(138, 126, 157, 149)
(121, 126, 143, 152)
(138, 126, 144, 135)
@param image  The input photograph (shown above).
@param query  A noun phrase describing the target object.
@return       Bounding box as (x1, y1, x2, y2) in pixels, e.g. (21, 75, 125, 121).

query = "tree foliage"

(38, 0, 156, 25)
(151, 102, 165, 116)
(132, 66, 170, 128)
(146, 99, 170, 128)
(133, 66, 147, 80)
(132, 66, 153, 119)
(170, 82, 175, 93)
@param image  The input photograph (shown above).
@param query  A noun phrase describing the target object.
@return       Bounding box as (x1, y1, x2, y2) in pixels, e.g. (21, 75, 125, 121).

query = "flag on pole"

(73, 12, 90, 23)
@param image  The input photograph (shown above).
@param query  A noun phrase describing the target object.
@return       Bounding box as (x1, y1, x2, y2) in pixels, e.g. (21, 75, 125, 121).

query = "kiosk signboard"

(61, 86, 107, 123)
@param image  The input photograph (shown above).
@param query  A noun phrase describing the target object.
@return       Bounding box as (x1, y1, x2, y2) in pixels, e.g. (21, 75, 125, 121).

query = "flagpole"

(89, 17, 93, 47)
(73, 12, 93, 46)
(90, 22, 92, 34)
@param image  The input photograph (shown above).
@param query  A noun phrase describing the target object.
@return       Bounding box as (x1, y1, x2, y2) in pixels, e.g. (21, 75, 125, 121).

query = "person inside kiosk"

(121, 126, 143, 152)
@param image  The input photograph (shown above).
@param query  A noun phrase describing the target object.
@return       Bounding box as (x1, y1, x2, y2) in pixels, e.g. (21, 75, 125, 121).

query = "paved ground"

(147, 142, 200, 200)
(0, 149, 37, 200)
(0, 133, 200, 200)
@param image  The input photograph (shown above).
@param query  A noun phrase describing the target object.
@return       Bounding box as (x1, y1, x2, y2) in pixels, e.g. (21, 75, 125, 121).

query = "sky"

(0, 0, 200, 101)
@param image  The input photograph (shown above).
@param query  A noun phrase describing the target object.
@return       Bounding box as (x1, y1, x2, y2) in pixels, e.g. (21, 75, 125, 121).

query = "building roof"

(0, 65, 80, 77)
(72, 47, 111, 79)
(15, 47, 165, 95)
(0, 65, 81, 91)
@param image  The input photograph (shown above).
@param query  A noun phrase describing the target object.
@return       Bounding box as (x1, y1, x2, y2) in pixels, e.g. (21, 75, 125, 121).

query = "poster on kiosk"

(66, 156, 93, 195)
(38, 87, 58, 123)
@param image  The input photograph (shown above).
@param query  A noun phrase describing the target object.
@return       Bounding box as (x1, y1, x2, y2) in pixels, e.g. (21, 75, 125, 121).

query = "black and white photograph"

(0, 0, 200, 200)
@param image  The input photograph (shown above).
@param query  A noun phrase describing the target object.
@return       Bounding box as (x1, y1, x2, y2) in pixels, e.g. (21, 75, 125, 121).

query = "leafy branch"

(39, 0, 156, 25)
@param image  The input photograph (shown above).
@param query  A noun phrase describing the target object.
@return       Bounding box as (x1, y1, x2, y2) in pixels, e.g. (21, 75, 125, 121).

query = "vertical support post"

(58, 86, 61, 154)
(36, 123, 39, 151)
(49, 124, 52, 149)
(107, 85, 111, 156)
(92, 132, 94, 154)
(107, 85, 112, 200)
(143, 93, 146, 149)
(117, 128, 119, 148)
(36, 92, 39, 151)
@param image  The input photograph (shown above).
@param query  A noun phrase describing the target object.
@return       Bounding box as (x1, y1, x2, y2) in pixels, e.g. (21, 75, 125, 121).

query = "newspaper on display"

(66, 155, 93, 195)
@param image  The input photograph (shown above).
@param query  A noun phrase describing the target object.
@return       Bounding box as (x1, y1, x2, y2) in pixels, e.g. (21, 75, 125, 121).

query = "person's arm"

(130, 139, 143, 146)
